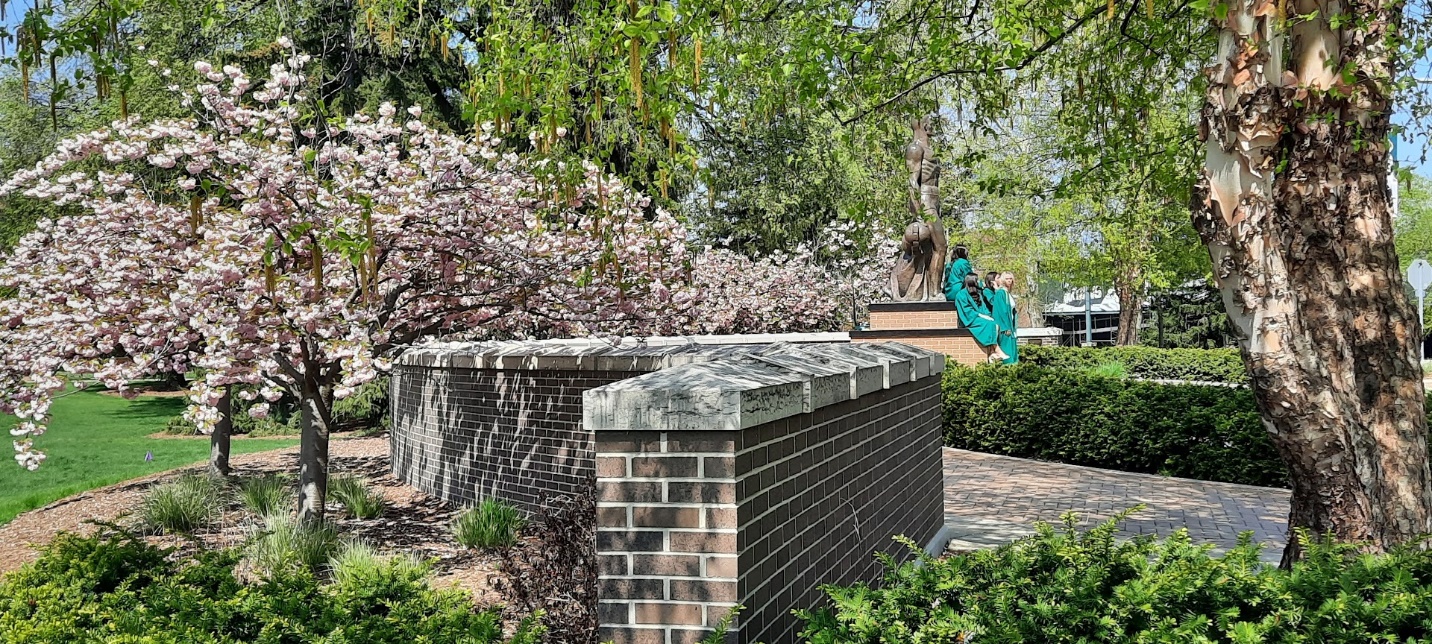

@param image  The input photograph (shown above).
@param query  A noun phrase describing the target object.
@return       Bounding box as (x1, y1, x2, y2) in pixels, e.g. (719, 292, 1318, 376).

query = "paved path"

(943, 448, 1291, 562)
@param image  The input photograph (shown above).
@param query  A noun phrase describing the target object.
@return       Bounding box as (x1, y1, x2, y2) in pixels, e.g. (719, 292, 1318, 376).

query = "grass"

(239, 474, 294, 516)
(328, 475, 387, 519)
(246, 513, 341, 574)
(328, 540, 429, 588)
(0, 387, 297, 526)
(141, 473, 223, 534)
(451, 498, 525, 549)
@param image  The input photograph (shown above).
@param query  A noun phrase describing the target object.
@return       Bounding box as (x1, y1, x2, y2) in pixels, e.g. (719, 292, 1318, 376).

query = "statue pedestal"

(851, 301, 989, 366)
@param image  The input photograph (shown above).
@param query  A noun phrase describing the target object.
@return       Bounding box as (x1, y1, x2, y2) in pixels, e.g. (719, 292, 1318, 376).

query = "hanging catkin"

(693, 37, 702, 87)
(189, 195, 203, 233)
(312, 243, 324, 293)
(1108, 0, 1115, 19)
(49, 54, 58, 130)
(629, 38, 643, 111)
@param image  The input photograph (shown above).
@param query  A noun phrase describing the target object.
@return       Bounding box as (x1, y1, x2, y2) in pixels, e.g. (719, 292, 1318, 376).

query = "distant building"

(1040, 286, 1125, 346)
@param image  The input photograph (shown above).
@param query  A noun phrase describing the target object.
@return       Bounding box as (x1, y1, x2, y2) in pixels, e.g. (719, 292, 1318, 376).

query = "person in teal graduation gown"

(953, 274, 1008, 362)
(944, 244, 974, 299)
(982, 271, 999, 306)
(992, 271, 1019, 364)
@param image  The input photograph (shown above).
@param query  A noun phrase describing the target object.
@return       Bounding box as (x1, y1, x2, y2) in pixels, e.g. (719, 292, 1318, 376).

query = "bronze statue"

(888, 117, 948, 301)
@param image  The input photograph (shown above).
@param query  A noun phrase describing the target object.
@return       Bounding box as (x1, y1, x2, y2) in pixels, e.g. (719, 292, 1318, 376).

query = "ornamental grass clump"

(328, 475, 387, 519)
(238, 474, 293, 516)
(328, 540, 429, 589)
(246, 513, 340, 575)
(452, 498, 525, 549)
(141, 473, 223, 534)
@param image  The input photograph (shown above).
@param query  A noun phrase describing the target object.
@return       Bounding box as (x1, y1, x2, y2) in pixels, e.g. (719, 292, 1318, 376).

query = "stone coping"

(395, 332, 850, 372)
(583, 341, 945, 432)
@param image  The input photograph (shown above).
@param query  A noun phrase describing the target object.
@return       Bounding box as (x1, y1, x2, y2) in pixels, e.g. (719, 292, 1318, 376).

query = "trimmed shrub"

(245, 513, 341, 574)
(799, 514, 1432, 643)
(238, 474, 293, 516)
(329, 475, 388, 519)
(0, 528, 544, 643)
(943, 364, 1285, 487)
(453, 498, 525, 549)
(140, 474, 223, 534)
(1021, 345, 1248, 383)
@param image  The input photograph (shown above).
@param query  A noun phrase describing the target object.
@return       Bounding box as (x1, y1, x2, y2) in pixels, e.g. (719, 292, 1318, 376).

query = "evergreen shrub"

(0, 527, 544, 643)
(943, 364, 1285, 487)
(799, 514, 1432, 643)
(1020, 345, 1248, 383)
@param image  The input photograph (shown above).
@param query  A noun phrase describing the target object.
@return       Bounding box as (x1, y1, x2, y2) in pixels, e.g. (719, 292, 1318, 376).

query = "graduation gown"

(954, 289, 999, 347)
(943, 258, 974, 300)
(992, 288, 1019, 364)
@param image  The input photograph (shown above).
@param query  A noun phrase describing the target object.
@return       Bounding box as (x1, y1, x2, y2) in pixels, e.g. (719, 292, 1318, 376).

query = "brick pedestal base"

(851, 302, 989, 366)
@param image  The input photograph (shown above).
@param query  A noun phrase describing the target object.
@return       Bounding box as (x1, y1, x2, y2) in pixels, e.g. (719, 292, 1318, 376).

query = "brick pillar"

(596, 431, 741, 644)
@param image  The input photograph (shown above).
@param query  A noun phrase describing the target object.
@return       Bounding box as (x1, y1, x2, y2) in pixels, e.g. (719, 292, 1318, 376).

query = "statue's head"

(911, 116, 934, 140)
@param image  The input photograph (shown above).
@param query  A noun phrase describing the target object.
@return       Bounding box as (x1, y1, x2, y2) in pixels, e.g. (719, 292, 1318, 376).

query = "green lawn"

(0, 388, 297, 526)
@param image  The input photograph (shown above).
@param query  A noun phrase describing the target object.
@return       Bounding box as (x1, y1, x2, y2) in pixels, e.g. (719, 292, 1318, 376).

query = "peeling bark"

(1197, 0, 1432, 564)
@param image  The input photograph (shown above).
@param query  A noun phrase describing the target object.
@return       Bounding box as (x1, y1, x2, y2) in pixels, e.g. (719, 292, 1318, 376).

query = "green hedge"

(943, 364, 1286, 487)
(1020, 345, 1249, 384)
(799, 515, 1432, 643)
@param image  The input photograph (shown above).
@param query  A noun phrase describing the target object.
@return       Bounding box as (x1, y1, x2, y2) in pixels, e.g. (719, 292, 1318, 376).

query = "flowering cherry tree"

(0, 42, 690, 521)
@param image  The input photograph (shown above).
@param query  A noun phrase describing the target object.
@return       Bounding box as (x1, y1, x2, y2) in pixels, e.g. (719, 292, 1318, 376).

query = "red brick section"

(868, 308, 961, 330)
(852, 334, 988, 365)
(595, 376, 946, 644)
(389, 367, 640, 511)
(597, 430, 740, 644)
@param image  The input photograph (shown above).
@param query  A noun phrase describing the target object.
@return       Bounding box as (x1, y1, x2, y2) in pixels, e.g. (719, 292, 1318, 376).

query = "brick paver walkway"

(943, 448, 1291, 562)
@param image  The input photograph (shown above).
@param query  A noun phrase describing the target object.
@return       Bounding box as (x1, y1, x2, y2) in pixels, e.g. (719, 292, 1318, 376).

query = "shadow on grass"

(106, 396, 187, 418)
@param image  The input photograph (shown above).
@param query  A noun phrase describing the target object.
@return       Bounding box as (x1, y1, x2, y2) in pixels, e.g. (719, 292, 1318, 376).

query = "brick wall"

(868, 308, 960, 330)
(735, 377, 944, 644)
(393, 340, 949, 644)
(589, 345, 947, 644)
(596, 431, 741, 644)
(852, 332, 988, 366)
(390, 365, 639, 511)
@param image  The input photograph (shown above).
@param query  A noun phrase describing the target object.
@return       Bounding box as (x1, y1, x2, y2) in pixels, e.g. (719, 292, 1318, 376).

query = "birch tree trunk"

(296, 379, 334, 524)
(1196, 0, 1432, 564)
(208, 387, 232, 478)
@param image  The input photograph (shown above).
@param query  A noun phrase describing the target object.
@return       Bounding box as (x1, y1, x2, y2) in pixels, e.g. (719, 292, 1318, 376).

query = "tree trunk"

(296, 380, 334, 524)
(1113, 281, 1142, 346)
(209, 387, 232, 478)
(1196, 0, 1432, 564)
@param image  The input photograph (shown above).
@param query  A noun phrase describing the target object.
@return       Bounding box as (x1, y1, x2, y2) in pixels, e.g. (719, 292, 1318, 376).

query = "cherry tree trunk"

(1197, 0, 1432, 564)
(209, 387, 232, 478)
(296, 382, 334, 524)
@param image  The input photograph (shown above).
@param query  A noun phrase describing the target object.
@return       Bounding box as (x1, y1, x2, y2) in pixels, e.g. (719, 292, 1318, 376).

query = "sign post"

(1409, 259, 1432, 360)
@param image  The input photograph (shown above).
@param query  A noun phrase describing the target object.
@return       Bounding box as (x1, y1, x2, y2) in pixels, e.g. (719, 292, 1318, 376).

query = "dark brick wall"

(736, 376, 945, 644)
(390, 365, 640, 511)
(594, 375, 946, 644)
